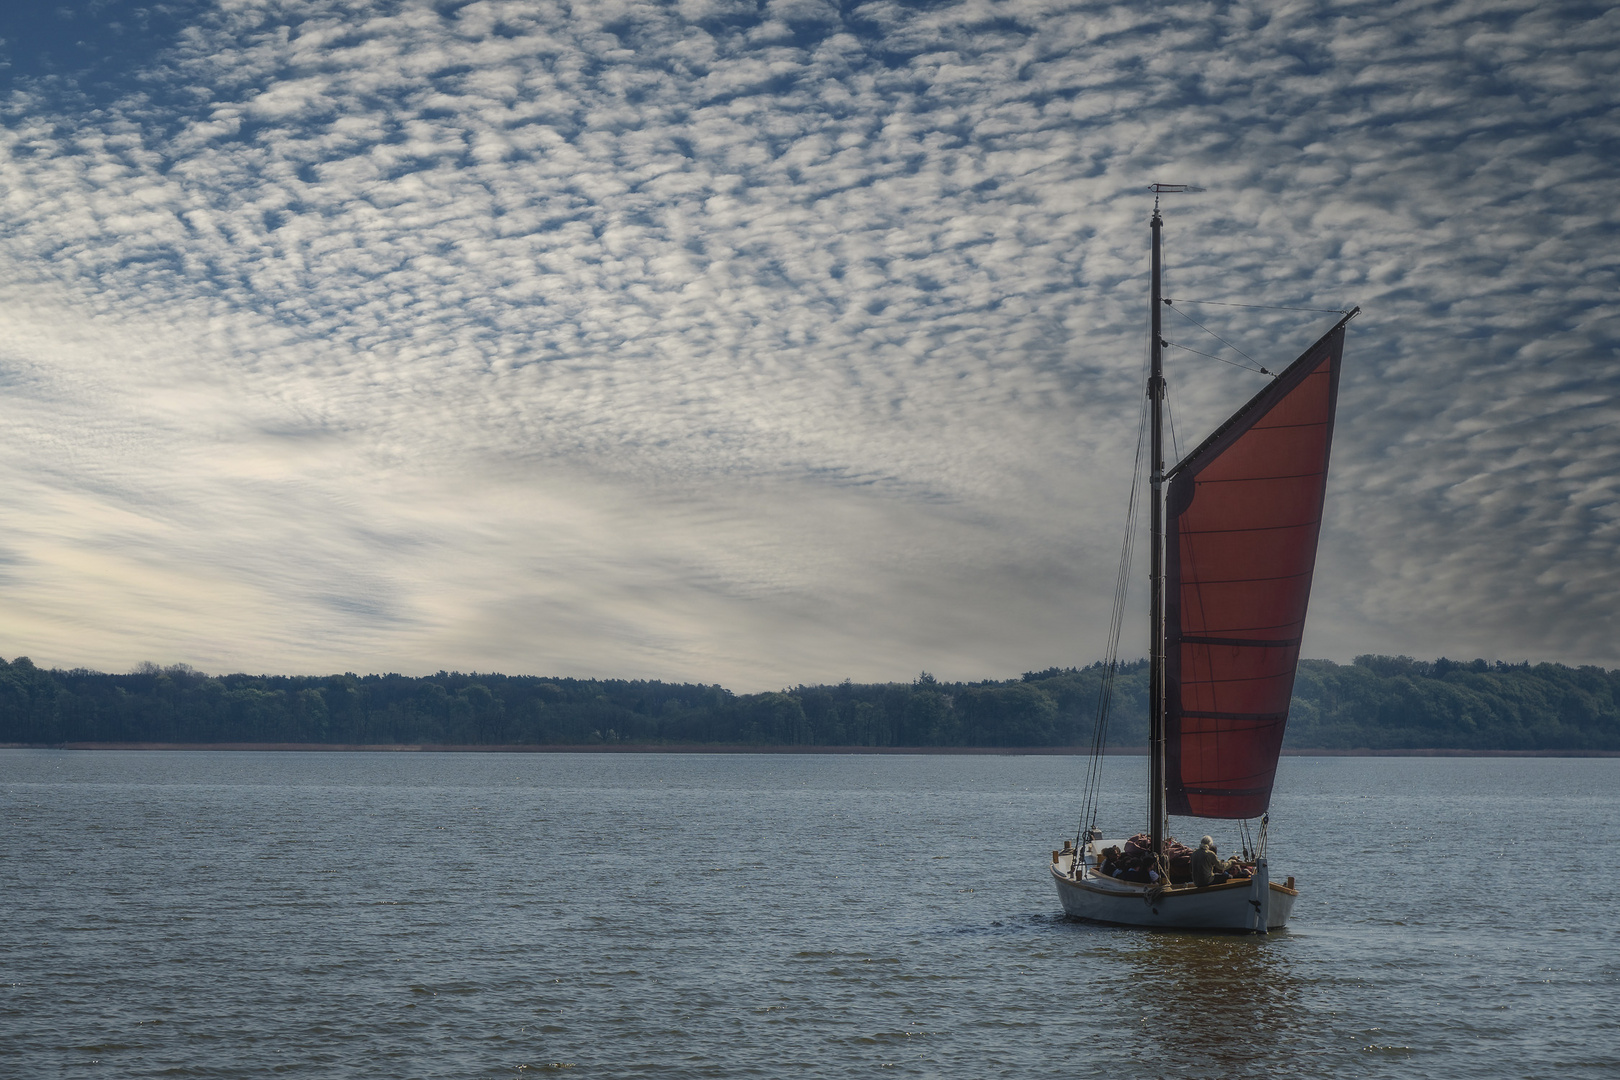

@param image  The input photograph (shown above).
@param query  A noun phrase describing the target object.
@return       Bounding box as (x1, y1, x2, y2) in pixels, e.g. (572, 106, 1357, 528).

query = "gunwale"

(1050, 862, 1299, 899)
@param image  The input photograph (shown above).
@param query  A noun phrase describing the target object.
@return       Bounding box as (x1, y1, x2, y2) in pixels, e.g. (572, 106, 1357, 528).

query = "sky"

(0, 0, 1614, 690)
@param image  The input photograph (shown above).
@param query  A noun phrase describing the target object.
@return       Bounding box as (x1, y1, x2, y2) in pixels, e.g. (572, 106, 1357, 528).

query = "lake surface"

(2, 750, 1616, 1079)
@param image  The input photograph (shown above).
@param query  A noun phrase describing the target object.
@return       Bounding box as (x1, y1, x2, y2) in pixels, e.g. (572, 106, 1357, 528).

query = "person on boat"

(1097, 845, 1122, 877)
(1118, 860, 1152, 883)
(1191, 836, 1229, 888)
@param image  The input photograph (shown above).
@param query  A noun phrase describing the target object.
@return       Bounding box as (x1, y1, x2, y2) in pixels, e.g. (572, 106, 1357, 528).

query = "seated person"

(1190, 836, 1230, 887)
(1097, 845, 1122, 877)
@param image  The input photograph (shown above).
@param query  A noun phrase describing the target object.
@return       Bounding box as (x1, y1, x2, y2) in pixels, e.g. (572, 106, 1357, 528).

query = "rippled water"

(2, 750, 1616, 1078)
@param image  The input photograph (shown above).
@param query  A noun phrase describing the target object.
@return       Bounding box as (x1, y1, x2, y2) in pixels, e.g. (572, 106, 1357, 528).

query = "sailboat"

(1050, 187, 1358, 932)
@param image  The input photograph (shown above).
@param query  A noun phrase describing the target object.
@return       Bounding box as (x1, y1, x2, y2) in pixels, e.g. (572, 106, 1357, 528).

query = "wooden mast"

(1148, 198, 1166, 859)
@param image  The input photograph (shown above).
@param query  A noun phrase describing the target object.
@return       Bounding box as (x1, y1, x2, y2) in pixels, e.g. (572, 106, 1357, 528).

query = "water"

(2, 750, 1616, 1079)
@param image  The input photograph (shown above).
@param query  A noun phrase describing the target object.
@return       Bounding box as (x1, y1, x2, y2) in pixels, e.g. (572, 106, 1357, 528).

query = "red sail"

(1164, 323, 1346, 819)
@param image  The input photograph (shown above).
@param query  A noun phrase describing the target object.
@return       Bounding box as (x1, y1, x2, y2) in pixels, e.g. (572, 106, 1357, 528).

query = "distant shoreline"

(3, 742, 1617, 758)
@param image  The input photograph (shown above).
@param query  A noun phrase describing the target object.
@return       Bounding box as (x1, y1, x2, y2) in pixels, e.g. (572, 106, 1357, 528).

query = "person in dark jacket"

(1191, 836, 1228, 888)
(1097, 846, 1122, 878)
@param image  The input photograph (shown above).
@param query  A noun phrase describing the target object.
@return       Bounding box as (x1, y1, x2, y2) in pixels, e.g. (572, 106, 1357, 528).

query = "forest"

(2, 653, 1617, 752)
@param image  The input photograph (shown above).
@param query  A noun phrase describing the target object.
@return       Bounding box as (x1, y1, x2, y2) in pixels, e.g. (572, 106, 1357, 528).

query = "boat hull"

(1051, 855, 1296, 932)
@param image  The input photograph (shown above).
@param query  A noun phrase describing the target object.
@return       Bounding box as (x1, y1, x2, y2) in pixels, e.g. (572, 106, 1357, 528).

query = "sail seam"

(1193, 469, 1327, 483)
(1245, 419, 1331, 431)
(1180, 671, 1300, 686)
(1178, 786, 1272, 797)
(1179, 620, 1304, 634)
(1177, 636, 1300, 648)
(1180, 522, 1318, 537)
(1181, 528, 1320, 542)
(1177, 710, 1288, 721)
(1174, 568, 1315, 587)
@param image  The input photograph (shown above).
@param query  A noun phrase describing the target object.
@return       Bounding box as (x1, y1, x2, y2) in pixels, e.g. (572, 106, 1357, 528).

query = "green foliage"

(1285, 656, 1620, 751)
(0, 654, 1616, 751)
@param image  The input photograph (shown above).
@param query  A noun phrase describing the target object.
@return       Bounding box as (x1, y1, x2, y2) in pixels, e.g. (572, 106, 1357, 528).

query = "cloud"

(0, 0, 1614, 687)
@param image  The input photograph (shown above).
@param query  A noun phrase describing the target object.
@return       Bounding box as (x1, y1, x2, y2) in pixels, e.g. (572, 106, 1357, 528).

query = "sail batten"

(1164, 322, 1347, 821)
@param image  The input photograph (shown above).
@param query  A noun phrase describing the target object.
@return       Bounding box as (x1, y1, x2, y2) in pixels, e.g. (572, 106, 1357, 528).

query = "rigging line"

(1103, 405, 1145, 725)
(1163, 297, 1351, 314)
(1079, 369, 1133, 833)
(1166, 383, 1181, 461)
(1079, 299, 1160, 840)
(1166, 302, 1266, 371)
(1078, 377, 1147, 843)
(1165, 340, 1271, 376)
(1079, 459, 1133, 830)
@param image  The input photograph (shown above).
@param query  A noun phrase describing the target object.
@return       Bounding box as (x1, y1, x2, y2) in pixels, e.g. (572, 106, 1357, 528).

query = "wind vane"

(1149, 182, 1205, 210)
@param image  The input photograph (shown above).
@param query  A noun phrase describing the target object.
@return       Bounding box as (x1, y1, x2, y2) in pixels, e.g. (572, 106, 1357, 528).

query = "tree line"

(1, 654, 1617, 751)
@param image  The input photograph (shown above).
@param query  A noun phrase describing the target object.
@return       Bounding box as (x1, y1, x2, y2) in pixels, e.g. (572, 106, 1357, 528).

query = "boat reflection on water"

(1085, 931, 1314, 1077)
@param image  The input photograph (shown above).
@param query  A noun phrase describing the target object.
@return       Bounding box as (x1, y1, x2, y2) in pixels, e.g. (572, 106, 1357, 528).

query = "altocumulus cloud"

(0, 0, 1614, 688)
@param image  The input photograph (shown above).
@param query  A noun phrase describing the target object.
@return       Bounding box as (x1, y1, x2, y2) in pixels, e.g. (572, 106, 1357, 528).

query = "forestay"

(1163, 322, 1347, 819)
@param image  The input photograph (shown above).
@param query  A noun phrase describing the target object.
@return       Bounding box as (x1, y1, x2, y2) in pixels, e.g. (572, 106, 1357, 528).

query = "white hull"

(1050, 850, 1297, 932)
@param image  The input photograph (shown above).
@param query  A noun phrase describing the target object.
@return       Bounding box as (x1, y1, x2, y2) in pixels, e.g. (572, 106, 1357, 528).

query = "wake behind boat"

(1052, 186, 1357, 932)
